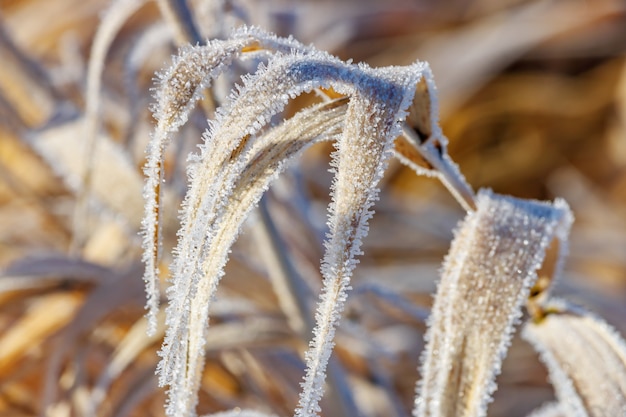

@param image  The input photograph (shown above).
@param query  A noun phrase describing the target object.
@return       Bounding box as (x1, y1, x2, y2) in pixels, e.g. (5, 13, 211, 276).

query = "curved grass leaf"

(147, 40, 433, 417)
(142, 27, 317, 334)
(523, 299, 626, 417)
(414, 190, 572, 417)
(158, 95, 350, 417)
(76, 0, 148, 251)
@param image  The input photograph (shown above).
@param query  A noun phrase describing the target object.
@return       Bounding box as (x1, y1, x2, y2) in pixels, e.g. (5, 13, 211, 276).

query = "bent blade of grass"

(143, 27, 317, 334)
(156, 46, 428, 416)
(522, 299, 626, 417)
(159, 96, 349, 417)
(142, 35, 250, 335)
(293, 62, 456, 417)
(414, 189, 572, 417)
(394, 69, 476, 212)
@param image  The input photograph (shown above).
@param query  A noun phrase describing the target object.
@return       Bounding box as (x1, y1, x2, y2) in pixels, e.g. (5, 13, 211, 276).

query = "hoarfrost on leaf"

(141, 25, 498, 417)
(414, 189, 572, 417)
(523, 299, 626, 417)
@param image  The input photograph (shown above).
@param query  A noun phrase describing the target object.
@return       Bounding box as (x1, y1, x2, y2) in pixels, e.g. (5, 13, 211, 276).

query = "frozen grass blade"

(142, 35, 251, 335)
(147, 28, 438, 416)
(523, 299, 626, 417)
(142, 27, 317, 334)
(295, 88, 405, 417)
(158, 92, 351, 417)
(414, 189, 572, 417)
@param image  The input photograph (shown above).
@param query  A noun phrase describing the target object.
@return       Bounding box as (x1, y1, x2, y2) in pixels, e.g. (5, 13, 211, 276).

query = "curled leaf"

(523, 299, 626, 417)
(414, 189, 572, 417)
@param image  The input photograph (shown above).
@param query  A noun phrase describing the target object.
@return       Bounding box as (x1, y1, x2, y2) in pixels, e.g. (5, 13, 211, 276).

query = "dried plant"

(141, 25, 626, 417)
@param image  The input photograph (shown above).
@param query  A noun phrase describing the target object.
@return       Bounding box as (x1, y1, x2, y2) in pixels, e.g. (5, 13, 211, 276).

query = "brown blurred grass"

(0, 0, 625, 416)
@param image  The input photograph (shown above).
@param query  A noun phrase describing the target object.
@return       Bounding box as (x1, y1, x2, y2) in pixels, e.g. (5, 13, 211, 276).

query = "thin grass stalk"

(73, 0, 147, 254)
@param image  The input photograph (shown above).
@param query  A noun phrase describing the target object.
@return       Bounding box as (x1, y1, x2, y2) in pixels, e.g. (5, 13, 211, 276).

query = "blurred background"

(0, 0, 625, 416)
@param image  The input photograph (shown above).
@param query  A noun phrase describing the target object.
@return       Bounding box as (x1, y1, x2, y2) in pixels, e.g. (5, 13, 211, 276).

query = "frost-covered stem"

(72, 0, 146, 254)
(401, 124, 476, 212)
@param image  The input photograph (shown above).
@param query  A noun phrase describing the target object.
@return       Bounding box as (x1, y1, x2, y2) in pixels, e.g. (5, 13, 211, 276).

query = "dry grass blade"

(31, 117, 150, 232)
(155, 0, 202, 45)
(522, 300, 626, 417)
(0, 255, 113, 295)
(42, 263, 145, 413)
(414, 189, 572, 417)
(0, 292, 83, 375)
(89, 310, 165, 416)
(0, 21, 58, 126)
